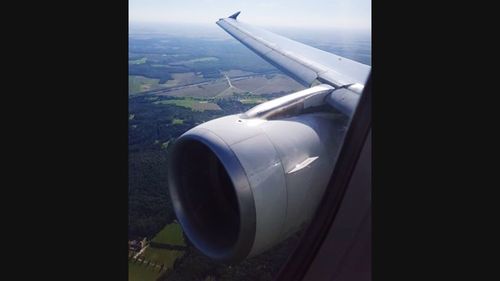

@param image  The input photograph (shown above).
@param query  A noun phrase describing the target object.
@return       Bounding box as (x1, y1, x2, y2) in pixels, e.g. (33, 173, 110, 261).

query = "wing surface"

(216, 12, 371, 88)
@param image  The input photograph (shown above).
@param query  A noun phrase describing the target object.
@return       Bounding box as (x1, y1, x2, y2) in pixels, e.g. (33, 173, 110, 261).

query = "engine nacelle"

(168, 112, 344, 262)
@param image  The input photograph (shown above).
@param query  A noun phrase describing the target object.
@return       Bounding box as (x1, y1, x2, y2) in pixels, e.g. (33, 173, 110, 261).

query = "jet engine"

(167, 85, 347, 262)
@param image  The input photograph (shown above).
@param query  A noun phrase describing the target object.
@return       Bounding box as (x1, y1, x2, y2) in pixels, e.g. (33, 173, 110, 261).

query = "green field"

(129, 223, 186, 281)
(129, 75, 167, 95)
(143, 247, 184, 267)
(239, 97, 267, 105)
(151, 222, 185, 246)
(129, 57, 147, 64)
(172, 118, 184, 125)
(145, 96, 159, 101)
(171, 57, 219, 66)
(161, 141, 170, 150)
(151, 64, 170, 68)
(154, 98, 221, 111)
(186, 57, 218, 63)
(128, 260, 161, 281)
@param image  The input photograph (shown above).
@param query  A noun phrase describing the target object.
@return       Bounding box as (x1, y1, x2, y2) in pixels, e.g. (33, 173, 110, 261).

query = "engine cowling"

(168, 112, 344, 262)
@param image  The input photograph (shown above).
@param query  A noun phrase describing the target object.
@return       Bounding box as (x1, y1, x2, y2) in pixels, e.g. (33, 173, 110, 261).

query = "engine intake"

(168, 112, 344, 262)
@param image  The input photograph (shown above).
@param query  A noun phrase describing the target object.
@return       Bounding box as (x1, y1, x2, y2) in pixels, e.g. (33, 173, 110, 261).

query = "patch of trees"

(128, 95, 235, 239)
(128, 149, 174, 239)
(159, 231, 303, 281)
(129, 63, 184, 84)
(215, 97, 255, 113)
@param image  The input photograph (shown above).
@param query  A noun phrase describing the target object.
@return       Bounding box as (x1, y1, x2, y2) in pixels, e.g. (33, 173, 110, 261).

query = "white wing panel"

(217, 15, 371, 87)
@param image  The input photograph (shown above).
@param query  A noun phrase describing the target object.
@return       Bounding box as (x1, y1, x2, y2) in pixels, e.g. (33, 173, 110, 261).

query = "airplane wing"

(216, 11, 371, 90)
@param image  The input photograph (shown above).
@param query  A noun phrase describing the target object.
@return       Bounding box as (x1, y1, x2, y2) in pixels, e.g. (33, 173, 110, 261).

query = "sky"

(129, 0, 371, 31)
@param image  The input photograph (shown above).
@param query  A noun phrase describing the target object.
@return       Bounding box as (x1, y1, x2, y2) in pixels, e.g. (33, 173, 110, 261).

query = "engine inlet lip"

(168, 128, 257, 263)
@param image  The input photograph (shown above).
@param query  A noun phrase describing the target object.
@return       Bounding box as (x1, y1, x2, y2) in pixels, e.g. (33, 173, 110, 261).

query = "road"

(223, 72, 233, 87)
(134, 245, 149, 259)
(134, 72, 277, 96)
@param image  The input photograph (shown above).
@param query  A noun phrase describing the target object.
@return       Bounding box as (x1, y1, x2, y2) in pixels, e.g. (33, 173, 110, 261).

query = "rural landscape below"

(128, 23, 371, 281)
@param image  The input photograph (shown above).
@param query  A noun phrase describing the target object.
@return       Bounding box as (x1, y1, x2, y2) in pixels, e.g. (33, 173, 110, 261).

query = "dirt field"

(249, 74, 304, 95)
(160, 79, 228, 98)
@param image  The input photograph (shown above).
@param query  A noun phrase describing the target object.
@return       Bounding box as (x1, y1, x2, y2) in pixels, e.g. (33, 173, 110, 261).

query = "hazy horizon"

(129, 21, 371, 48)
(129, 0, 371, 31)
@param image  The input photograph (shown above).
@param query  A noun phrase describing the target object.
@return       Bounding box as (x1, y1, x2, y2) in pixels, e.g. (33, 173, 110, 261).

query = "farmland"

(129, 57, 147, 64)
(129, 75, 169, 95)
(128, 261, 161, 281)
(151, 223, 185, 246)
(129, 223, 186, 281)
(154, 98, 222, 111)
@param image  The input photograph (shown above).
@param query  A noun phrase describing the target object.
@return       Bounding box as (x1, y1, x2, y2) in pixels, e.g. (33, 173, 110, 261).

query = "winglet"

(228, 11, 241, 19)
